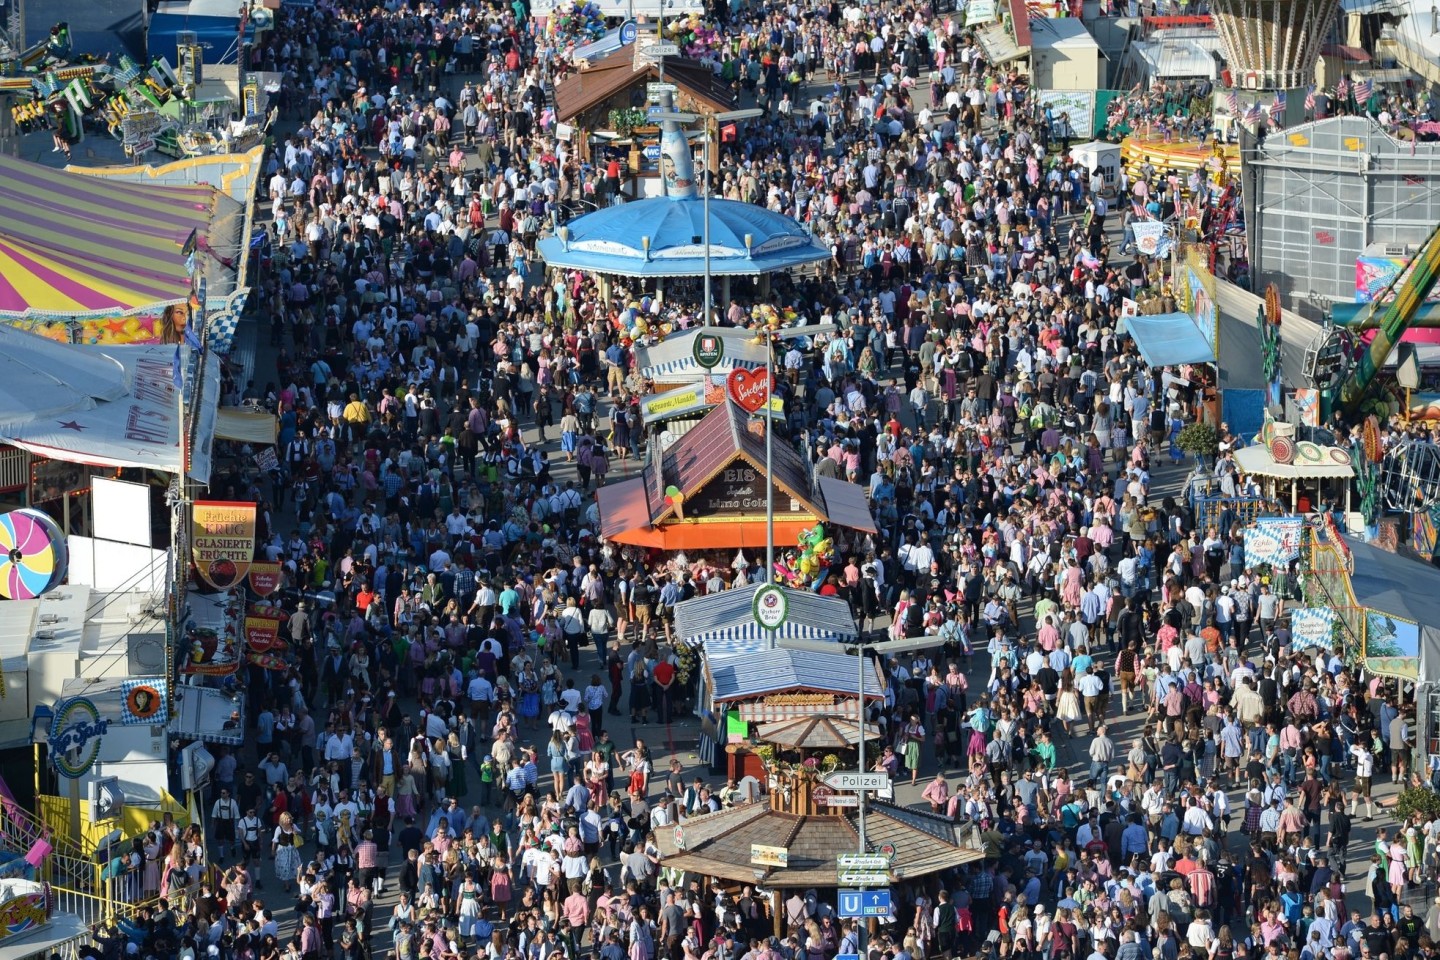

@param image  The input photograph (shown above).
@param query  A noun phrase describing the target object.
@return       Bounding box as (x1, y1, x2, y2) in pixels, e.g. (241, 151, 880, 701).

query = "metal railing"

(0, 797, 90, 870)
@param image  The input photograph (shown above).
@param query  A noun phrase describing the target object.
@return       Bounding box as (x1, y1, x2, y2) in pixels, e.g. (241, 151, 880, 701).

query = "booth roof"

(0, 154, 221, 318)
(654, 799, 984, 886)
(1234, 444, 1355, 480)
(707, 647, 884, 702)
(553, 45, 735, 123)
(1341, 534, 1440, 627)
(674, 583, 858, 653)
(537, 195, 830, 279)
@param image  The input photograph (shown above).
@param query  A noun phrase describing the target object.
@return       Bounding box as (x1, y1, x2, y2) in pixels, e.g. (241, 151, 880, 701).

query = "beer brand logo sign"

(693, 334, 725, 370)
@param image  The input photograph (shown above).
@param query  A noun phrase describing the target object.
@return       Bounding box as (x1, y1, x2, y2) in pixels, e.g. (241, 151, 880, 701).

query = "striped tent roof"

(705, 646, 884, 703)
(676, 583, 858, 655)
(0, 154, 220, 318)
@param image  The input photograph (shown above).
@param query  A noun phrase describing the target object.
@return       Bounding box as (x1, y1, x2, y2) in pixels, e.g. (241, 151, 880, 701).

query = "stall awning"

(708, 647, 884, 702)
(215, 407, 277, 444)
(1235, 443, 1355, 479)
(170, 684, 246, 746)
(636, 332, 769, 382)
(676, 583, 858, 654)
(597, 477, 654, 542)
(818, 477, 878, 533)
(1121, 312, 1217, 367)
(602, 517, 821, 550)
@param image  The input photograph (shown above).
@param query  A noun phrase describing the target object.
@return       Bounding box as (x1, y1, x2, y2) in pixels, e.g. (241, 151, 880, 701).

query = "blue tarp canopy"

(1121, 312, 1217, 367)
(148, 0, 253, 63)
(538, 195, 830, 278)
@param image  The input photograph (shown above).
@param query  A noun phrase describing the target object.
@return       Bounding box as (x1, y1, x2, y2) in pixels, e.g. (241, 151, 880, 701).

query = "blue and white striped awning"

(677, 583, 857, 655)
(636, 330, 770, 383)
(706, 646, 885, 702)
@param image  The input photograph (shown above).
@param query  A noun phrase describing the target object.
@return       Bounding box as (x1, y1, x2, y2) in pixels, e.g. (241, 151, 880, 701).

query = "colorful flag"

(1354, 79, 1372, 103)
(1271, 89, 1287, 114)
(1243, 102, 1263, 124)
(1304, 85, 1316, 111)
(1226, 90, 1240, 116)
(1336, 77, 1350, 100)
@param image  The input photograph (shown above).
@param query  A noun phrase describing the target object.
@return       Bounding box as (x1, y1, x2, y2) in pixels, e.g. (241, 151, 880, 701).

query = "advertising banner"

(191, 501, 255, 590)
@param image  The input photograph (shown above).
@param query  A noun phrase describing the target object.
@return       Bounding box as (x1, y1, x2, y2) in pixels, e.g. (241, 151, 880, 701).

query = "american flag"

(1304, 85, 1316, 111)
(1270, 89, 1287, 122)
(1354, 79, 1373, 103)
(1243, 102, 1263, 124)
(1227, 90, 1240, 116)
(1336, 77, 1350, 100)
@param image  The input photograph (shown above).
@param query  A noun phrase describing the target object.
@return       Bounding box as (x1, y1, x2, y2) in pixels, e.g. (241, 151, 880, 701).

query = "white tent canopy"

(0, 342, 218, 483)
(0, 325, 131, 432)
(1235, 443, 1355, 479)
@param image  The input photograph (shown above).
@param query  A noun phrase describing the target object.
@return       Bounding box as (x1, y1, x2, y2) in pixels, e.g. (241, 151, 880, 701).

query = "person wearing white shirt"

(1181, 799, 1214, 836)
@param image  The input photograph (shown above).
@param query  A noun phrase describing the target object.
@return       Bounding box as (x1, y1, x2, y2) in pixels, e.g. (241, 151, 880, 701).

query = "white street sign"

(649, 41, 680, 56)
(821, 795, 859, 807)
(837, 854, 892, 870)
(822, 771, 890, 791)
(647, 82, 678, 100)
(837, 871, 892, 885)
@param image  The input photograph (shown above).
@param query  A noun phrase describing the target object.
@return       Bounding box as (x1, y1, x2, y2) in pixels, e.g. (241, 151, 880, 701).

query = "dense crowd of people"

(66, 0, 1438, 956)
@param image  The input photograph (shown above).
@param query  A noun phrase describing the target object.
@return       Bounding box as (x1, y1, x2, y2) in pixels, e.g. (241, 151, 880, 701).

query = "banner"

(245, 616, 280, 653)
(120, 679, 168, 725)
(1243, 516, 1303, 568)
(248, 563, 283, 597)
(1364, 609, 1420, 679)
(1035, 90, 1096, 142)
(1413, 510, 1439, 561)
(1292, 388, 1320, 427)
(1355, 255, 1440, 304)
(1131, 220, 1172, 258)
(191, 501, 255, 590)
(966, 0, 997, 23)
(1289, 608, 1337, 649)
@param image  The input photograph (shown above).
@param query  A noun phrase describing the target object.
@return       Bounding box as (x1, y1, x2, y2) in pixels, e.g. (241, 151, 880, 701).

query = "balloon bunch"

(548, 1, 606, 42)
(771, 523, 835, 591)
(617, 298, 679, 346)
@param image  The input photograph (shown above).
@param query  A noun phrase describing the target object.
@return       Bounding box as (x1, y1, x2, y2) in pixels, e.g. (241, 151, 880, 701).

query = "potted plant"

(1176, 421, 1219, 468)
(1393, 784, 1440, 823)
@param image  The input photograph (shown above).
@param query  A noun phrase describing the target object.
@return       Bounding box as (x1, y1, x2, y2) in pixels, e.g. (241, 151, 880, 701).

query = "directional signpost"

(837, 872, 893, 886)
(822, 771, 890, 792)
(838, 890, 892, 918)
(837, 854, 892, 871)
(837, 854, 892, 888)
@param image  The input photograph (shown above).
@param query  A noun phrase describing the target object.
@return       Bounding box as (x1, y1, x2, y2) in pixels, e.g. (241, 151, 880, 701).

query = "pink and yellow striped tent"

(0, 154, 219, 318)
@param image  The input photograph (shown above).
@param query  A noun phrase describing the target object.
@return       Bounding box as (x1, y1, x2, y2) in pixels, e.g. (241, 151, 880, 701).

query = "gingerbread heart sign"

(726, 368, 774, 414)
